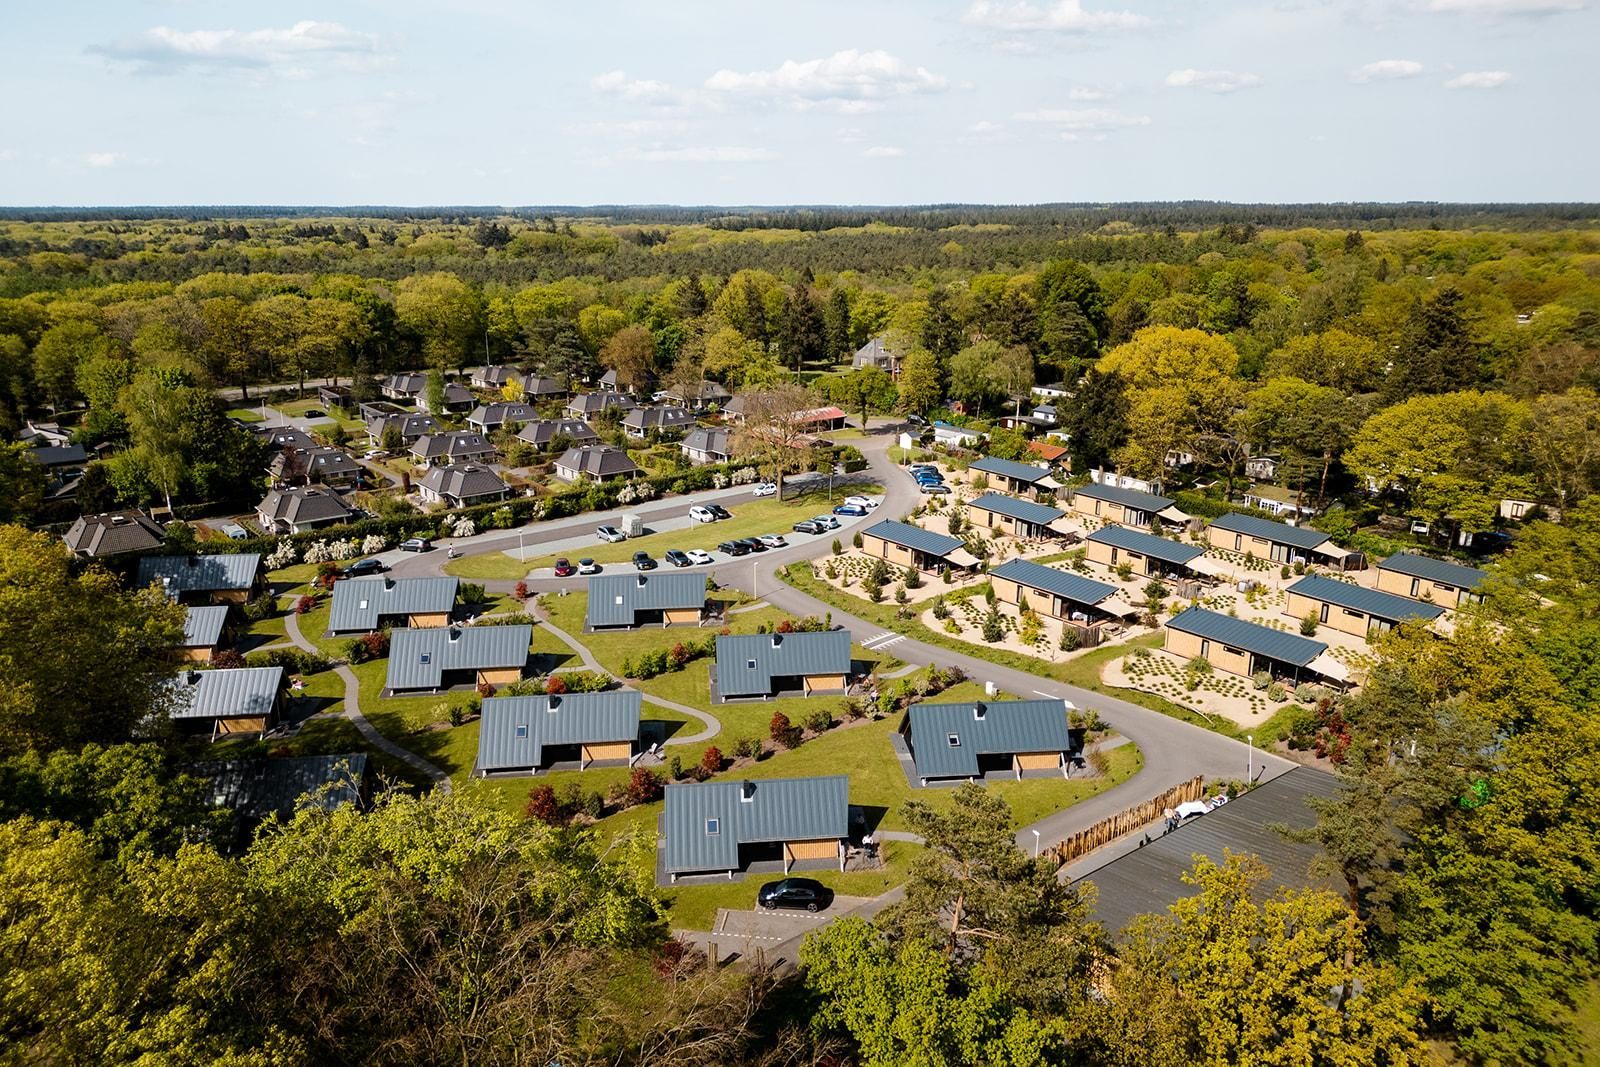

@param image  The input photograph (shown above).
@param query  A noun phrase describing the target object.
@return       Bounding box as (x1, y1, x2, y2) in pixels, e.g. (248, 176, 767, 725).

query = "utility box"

(620, 513, 644, 538)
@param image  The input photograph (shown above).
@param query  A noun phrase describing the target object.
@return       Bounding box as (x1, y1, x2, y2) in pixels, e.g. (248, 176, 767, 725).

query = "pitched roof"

(306, 448, 362, 477)
(862, 519, 963, 557)
(1088, 525, 1205, 566)
(663, 776, 849, 874)
(796, 405, 848, 424)
(1208, 512, 1335, 553)
(567, 392, 636, 415)
(515, 419, 598, 448)
(410, 431, 496, 460)
(523, 376, 568, 396)
(1377, 552, 1487, 590)
(28, 444, 88, 466)
(181, 605, 230, 648)
(63, 511, 164, 557)
(257, 426, 316, 450)
(967, 492, 1065, 526)
(555, 444, 639, 478)
(137, 553, 261, 595)
(682, 427, 732, 457)
(1072, 481, 1175, 512)
(1027, 441, 1069, 462)
(366, 412, 440, 440)
(907, 698, 1074, 779)
(473, 364, 520, 386)
(989, 558, 1117, 607)
(258, 486, 354, 526)
(1288, 575, 1446, 623)
(195, 754, 366, 818)
(168, 666, 283, 720)
(329, 576, 459, 633)
(385, 625, 531, 691)
(384, 372, 427, 394)
(715, 631, 852, 697)
(475, 691, 642, 773)
(467, 402, 538, 427)
(586, 572, 706, 628)
(417, 463, 509, 502)
(971, 456, 1054, 484)
(624, 405, 696, 431)
(1165, 606, 1327, 667)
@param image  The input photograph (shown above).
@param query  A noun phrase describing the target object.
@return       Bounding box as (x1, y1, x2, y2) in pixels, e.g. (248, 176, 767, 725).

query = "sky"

(0, 0, 1593, 205)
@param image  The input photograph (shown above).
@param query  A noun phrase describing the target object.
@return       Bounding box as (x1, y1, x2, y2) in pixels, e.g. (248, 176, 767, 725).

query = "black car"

(757, 877, 832, 912)
(718, 539, 751, 557)
(341, 557, 387, 579)
(632, 551, 658, 571)
(664, 549, 691, 568)
(736, 537, 766, 553)
(707, 503, 732, 520)
(792, 519, 825, 535)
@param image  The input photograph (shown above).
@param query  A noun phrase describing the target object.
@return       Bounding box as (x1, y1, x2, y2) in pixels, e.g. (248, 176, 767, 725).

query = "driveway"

(679, 894, 876, 965)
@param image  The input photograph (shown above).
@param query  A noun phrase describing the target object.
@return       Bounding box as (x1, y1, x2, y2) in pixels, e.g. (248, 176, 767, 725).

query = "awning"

(1037, 476, 1062, 491)
(1176, 800, 1210, 819)
(1307, 653, 1350, 683)
(1098, 596, 1141, 618)
(1045, 522, 1082, 541)
(945, 547, 982, 569)
(1187, 556, 1232, 579)
(1156, 505, 1193, 524)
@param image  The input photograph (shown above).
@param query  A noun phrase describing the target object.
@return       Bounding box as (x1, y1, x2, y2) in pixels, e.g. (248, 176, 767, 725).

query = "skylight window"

(515, 724, 528, 739)
(947, 733, 961, 747)
(705, 818, 720, 835)
(419, 652, 431, 664)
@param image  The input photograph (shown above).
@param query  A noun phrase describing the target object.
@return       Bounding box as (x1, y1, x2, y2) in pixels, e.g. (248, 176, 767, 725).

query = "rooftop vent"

(973, 703, 987, 721)
(637, 575, 647, 587)
(383, 576, 395, 590)
(740, 780, 756, 802)
(447, 625, 462, 642)
(770, 634, 782, 648)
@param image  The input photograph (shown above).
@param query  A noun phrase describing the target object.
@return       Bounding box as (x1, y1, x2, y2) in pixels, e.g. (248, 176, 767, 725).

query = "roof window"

(705, 818, 720, 835)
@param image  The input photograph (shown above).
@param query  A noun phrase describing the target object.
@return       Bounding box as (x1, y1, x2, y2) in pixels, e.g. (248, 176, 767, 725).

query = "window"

(1233, 533, 1242, 551)
(514, 724, 528, 739)
(614, 596, 624, 605)
(1342, 608, 1362, 618)
(358, 599, 368, 610)
(746, 659, 756, 669)
(419, 652, 431, 664)
(705, 818, 720, 835)
(1223, 646, 1244, 657)
(1511, 501, 1525, 518)
(947, 733, 961, 747)
(1200, 639, 1211, 657)
(1109, 547, 1118, 564)
(1410, 577, 1420, 597)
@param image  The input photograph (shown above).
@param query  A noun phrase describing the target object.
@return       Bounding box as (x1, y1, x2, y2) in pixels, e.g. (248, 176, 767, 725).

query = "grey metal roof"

(555, 445, 639, 478)
(385, 625, 531, 691)
(1072, 482, 1175, 512)
(967, 493, 1064, 526)
(516, 419, 598, 449)
(988, 558, 1116, 607)
(663, 775, 849, 874)
(523, 376, 568, 396)
(1288, 575, 1445, 623)
(137, 553, 261, 594)
(714, 631, 852, 698)
(167, 666, 283, 720)
(475, 691, 642, 773)
(1377, 552, 1487, 590)
(1088, 525, 1205, 566)
(410, 431, 496, 460)
(586, 572, 705, 628)
(907, 699, 1073, 780)
(862, 519, 963, 557)
(29, 444, 88, 466)
(194, 754, 366, 819)
(329, 576, 459, 633)
(970, 456, 1053, 484)
(1165, 606, 1327, 667)
(467, 402, 539, 427)
(258, 487, 354, 526)
(418, 464, 509, 502)
(181, 605, 230, 648)
(64, 511, 164, 557)
(1208, 512, 1333, 553)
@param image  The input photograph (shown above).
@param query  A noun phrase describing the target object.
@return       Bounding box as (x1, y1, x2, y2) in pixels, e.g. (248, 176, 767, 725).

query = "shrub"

(524, 785, 561, 825)
(699, 746, 723, 777)
(839, 697, 866, 720)
(903, 565, 922, 589)
(1295, 682, 1318, 703)
(1088, 749, 1112, 776)
(545, 674, 567, 695)
(803, 707, 833, 734)
(984, 583, 996, 606)
(294, 595, 316, 615)
(852, 531, 863, 549)
(458, 582, 487, 605)
(1252, 670, 1271, 690)
(242, 592, 278, 623)
(476, 680, 495, 699)
(1281, 565, 1292, 580)
(449, 703, 469, 727)
(931, 596, 949, 620)
(1268, 682, 1288, 701)
(864, 576, 884, 602)
(1187, 656, 1213, 676)
(768, 711, 792, 742)
(1059, 627, 1081, 652)
(894, 584, 908, 604)
(513, 580, 529, 601)
(734, 736, 762, 760)
(244, 647, 330, 675)
(626, 767, 664, 806)
(1115, 562, 1134, 582)
(941, 565, 952, 584)
(1299, 612, 1320, 636)
(981, 608, 1004, 643)
(668, 755, 684, 781)
(831, 538, 842, 556)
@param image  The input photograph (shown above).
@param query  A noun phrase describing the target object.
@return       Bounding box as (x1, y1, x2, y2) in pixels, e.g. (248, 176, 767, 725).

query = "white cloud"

(1351, 59, 1425, 82)
(1165, 69, 1263, 93)
(1015, 108, 1151, 130)
(704, 49, 946, 110)
(85, 152, 124, 168)
(1069, 86, 1112, 101)
(863, 145, 905, 158)
(591, 70, 678, 102)
(1445, 69, 1513, 87)
(1428, 0, 1583, 12)
(963, 0, 1149, 32)
(969, 120, 1005, 133)
(622, 146, 775, 163)
(93, 20, 387, 77)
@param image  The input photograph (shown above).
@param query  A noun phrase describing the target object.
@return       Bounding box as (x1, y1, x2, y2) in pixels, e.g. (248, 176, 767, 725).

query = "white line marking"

(1033, 689, 1058, 698)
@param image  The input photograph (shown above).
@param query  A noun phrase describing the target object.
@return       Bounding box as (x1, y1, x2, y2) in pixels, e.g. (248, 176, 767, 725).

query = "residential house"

(553, 444, 639, 483)
(381, 372, 427, 401)
(970, 456, 1061, 499)
(1164, 606, 1346, 686)
(268, 446, 362, 488)
(1026, 440, 1070, 468)
(1031, 382, 1073, 400)
(1374, 553, 1487, 608)
(712, 630, 853, 702)
(195, 754, 367, 841)
(1205, 512, 1360, 569)
(931, 421, 984, 449)
(795, 406, 849, 433)
(1284, 575, 1445, 639)
(964, 493, 1068, 540)
(384, 624, 531, 695)
(470, 365, 523, 390)
(474, 691, 642, 776)
(137, 553, 263, 605)
(257, 486, 355, 535)
(721, 393, 751, 422)
(1499, 497, 1541, 522)
(1244, 453, 1281, 481)
(1085, 525, 1216, 582)
(623, 405, 696, 439)
(514, 418, 599, 452)
(860, 520, 981, 572)
(418, 381, 475, 415)
(585, 572, 705, 631)
(416, 464, 510, 508)
(565, 392, 636, 420)
(1032, 403, 1058, 425)
(852, 336, 898, 374)
(410, 430, 497, 467)
(1242, 483, 1319, 519)
(1068, 483, 1183, 530)
(28, 442, 87, 475)
(366, 411, 440, 447)
(902, 698, 1077, 786)
(328, 576, 458, 635)
(168, 666, 284, 737)
(64, 511, 164, 558)
(596, 369, 625, 392)
(664, 380, 733, 412)
(988, 558, 1136, 623)
(466, 402, 539, 433)
(19, 421, 70, 448)
(522, 376, 570, 401)
(317, 384, 355, 412)
(681, 427, 732, 465)
(258, 426, 317, 452)
(178, 605, 231, 663)
(661, 775, 849, 882)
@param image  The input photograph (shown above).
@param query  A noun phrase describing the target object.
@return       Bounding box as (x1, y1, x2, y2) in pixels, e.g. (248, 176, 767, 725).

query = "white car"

(688, 505, 716, 523)
(752, 482, 778, 497)
(686, 549, 715, 565)
(843, 495, 879, 510)
(756, 533, 787, 549)
(811, 514, 841, 531)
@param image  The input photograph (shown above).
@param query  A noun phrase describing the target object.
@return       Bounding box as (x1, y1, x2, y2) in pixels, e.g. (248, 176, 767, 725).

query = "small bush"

(1299, 612, 1319, 636)
(1059, 627, 1081, 652)
(242, 592, 277, 623)
(803, 707, 833, 734)
(448, 703, 469, 727)
(894, 584, 908, 604)
(733, 736, 762, 760)
(210, 649, 246, 669)
(984, 583, 996, 606)
(931, 596, 949, 620)
(625, 767, 664, 806)
(981, 608, 1004, 643)
(458, 582, 488, 605)
(1281, 565, 1292, 580)
(1251, 670, 1271, 690)
(513, 580, 529, 601)
(545, 674, 567, 695)
(524, 785, 561, 825)
(904, 565, 922, 590)
(1187, 656, 1213, 676)
(768, 711, 792, 742)
(700, 746, 723, 777)
(1295, 682, 1318, 703)
(667, 755, 684, 781)
(294, 594, 316, 615)
(1088, 749, 1112, 776)
(852, 530, 863, 549)
(1268, 682, 1288, 701)
(831, 538, 842, 556)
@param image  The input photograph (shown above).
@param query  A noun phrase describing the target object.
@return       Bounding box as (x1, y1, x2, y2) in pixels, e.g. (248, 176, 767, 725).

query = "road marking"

(1033, 689, 1059, 698)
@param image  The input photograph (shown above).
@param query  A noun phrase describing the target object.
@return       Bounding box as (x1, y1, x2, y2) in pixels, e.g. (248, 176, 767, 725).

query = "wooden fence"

(1042, 775, 1206, 868)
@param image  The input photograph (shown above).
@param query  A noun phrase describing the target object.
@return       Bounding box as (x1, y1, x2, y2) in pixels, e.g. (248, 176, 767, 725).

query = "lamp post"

(1247, 734, 1254, 785)
(1032, 829, 1041, 860)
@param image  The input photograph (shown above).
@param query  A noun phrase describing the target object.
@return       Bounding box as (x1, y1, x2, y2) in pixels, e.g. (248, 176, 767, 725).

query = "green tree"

(0, 442, 47, 525)
(1099, 327, 1244, 479)
(395, 272, 481, 371)
(599, 325, 657, 392)
(1387, 286, 1479, 401)
(950, 340, 1005, 412)
(921, 285, 964, 361)
(1237, 377, 1353, 505)
(1265, 329, 1385, 394)
(32, 320, 114, 409)
(895, 348, 943, 416)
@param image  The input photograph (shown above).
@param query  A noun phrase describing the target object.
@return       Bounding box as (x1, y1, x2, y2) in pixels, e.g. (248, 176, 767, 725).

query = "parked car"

(707, 503, 732, 520)
(906, 413, 927, 426)
(792, 519, 825, 535)
(908, 464, 938, 475)
(843, 495, 879, 510)
(718, 540, 751, 557)
(399, 537, 432, 552)
(833, 503, 868, 516)
(811, 514, 840, 530)
(302, 408, 325, 418)
(914, 471, 943, 484)
(688, 505, 717, 523)
(752, 482, 778, 497)
(364, 449, 385, 459)
(756, 533, 787, 549)
(578, 558, 601, 575)
(597, 525, 627, 543)
(341, 558, 387, 578)
(664, 549, 691, 568)
(553, 558, 576, 577)
(735, 537, 765, 553)
(632, 551, 657, 571)
(686, 549, 714, 565)
(920, 482, 952, 495)
(757, 877, 832, 912)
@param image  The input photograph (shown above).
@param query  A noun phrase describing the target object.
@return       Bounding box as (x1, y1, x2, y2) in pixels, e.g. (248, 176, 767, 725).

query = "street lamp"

(1247, 734, 1254, 785)
(1031, 829, 1041, 859)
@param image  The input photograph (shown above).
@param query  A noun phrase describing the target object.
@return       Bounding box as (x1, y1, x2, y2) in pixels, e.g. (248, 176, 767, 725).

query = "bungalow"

(27, 443, 88, 477)
(970, 456, 1061, 499)
(1086, 525, 1215, 581)
(721, 393, 750, 422)
(1499, 497, 1540, 522)
(565, 392, 636, 420)
(474, 691, 642, 776)
(1068, 483, 1184, 530)
(553, 444, 639, 483)
(965, 493, 1068, 540)
(328, 575, 458, 635)
(259, 426, 317, 452)
(1244, 454, 1281, 481)
(273, 447, 363, 488)
(416, 464, 510, 509)
(419, 381, 475, 415)
(384, 623, 531, 695)
(681, 427, 733, 465)
(410, 430, 497, 467)
(988, 558, 1136, 623)
(466, 402, 539, 432)
(1205, 512, 1356, 569)
(1374, 553, 1487, 608)
(470, 365, 523, 390)
(522, 376, 570, 401)
(713, 630, 852, 702)
(1164, 606, 1345, 687)
(932, 421, 984, 449)
(596, 369, 625, 393)
(137, 553, 263, 605)
(623, 405, 696, 438)
(515, 418, 599, 452)
(1285, 575, 1445, 639)
(852, 336, 898, 374)
(257, 486, 355, 535)
(1242, 483, 1318, 519)
(366, 412, 440, 447)
(178, 605, 231, 663)
(662, 775, 849, 882)
(168, 666, 284, 737)
(586, 571, 706, 631)
(64, 510, 164, 558)
(860, 519, 981, 572)
(903, 698, 1077, 786)
(317, 384, 355, 412)
(381, 372, 428, 401)
(1026, 440, 1070, 467)
(664, 380, 733, 412)
(195, 753, 367, 835)
(795, 406, 849, 433)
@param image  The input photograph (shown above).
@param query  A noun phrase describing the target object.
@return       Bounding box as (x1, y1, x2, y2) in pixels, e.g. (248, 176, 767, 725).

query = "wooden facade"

(1284, 589, 1385, 639)
(478, 667, 524, 687)
(662, 607, 703, 626)
(580, 741, 634, 765)
(1015, 751, 1065, 771)
(1374, 568, 1477, 608)
(802, 673, 848, 695)
(783, 838, 844, 872)
(1164, 626, 1253, 678)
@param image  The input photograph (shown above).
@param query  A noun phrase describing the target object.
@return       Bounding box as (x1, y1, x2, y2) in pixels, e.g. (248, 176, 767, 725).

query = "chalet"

(585, 572, 706, 631)
(964, 493, 1068, 540)
(195, 754, 367, 837)
(712, 630, 852, 702)
(931, 421, 983, 449)
(1086, 525, 1216, 581)
(722, 394, 751, 422)
(474, 691, 642, 776)
(384, 624, 530, 695)
(328, 576, 458, 635)
(366, 411, 440, 447)
(1499, 497, 1540, 522)
(1164, 607, 1346, 686)
(178, 605, 231, 663)
(466, 402, 539, 432)
(167, 666, 284, 737)
(1068, 483, 1185, 530)
(137, 553, 262, 605)
(970, 456, 1061, 499)
(681, 427, 733, 465)
(381, 372, 427, 401)
(1242, 483, 1318, 519)
(1244, 453, 1281, 481)
(416, 464, 510, 508)
(852, 336, 898, 373)
(662, 775, 849, 882)
(515, 418, 599, 451)
(1026, 440, 1070, 467)
(795, 406, 849, 433)
(257, 486, 355, 535)
(471, 365, 523, 390)
(1205, 513, 1359, 569)
(553, 444, 639, 483)
(1374, 553, 1487, 608)
(988, 558, 1136, 623)
(565, 392, 636, 420)
(522, 376, 570, 401)
(419, 381, 475, 415)
(665, 380, 733, 412)
(1284, 575, 1445, 639)
(268, 447, 363, 488)
(903, 698, 1077, 786)
(410, 430, 497, 467)
(860, 520, 981, 572)
(623, 405, 696, 438)
(596, 368, 624, 392)
(64, 511, 164, 558)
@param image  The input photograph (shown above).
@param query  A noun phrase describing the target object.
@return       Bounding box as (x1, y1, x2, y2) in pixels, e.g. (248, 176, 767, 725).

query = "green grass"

(1567, 980, 1600, 1066)
(276, 397, 367, 431)
(225, 406, 264, 423)
(663, 841, 920, 931)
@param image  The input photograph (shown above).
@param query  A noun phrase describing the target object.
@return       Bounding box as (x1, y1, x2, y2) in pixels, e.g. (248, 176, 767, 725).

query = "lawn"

(225, 406, 264, 423)
(276, 397, 367, 432)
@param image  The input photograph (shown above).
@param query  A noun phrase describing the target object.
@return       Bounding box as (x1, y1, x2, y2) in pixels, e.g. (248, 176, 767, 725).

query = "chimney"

(186, 670, 199, 685)
(547, 696, 560, 712)
(973, 702, 987, 721)
(187, 554, 199, 567)
(636, 574, 646, 588)
(770, 634, 781, 649)
(740, 780, 756, 802)
(384, 576, 395, 590)
(448, 624, 462, 642)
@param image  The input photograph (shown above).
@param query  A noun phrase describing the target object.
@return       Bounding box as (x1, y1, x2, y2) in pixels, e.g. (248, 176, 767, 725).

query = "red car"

(553, 558, 576, 577)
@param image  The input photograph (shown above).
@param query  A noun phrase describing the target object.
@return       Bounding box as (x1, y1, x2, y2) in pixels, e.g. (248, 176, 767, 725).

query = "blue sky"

(0, 0, 1591, 205)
